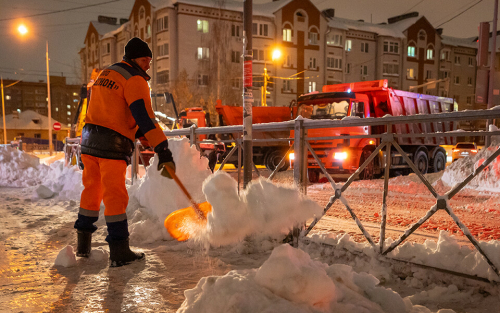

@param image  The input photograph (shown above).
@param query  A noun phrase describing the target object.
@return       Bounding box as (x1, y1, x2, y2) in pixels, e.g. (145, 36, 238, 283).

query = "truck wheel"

(432, 150, 446, 172)
(265, 150, 289, 172)
(308, 169, 320, 183)
(359, 149, 379, 180)
(414, 150, 429, 174)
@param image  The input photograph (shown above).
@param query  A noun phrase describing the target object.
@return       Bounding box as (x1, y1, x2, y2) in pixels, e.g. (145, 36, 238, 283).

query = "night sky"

(0, 0, 494, 85)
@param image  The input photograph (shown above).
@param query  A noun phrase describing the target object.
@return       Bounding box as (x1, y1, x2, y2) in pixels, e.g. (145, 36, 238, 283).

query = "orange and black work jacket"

(81, 60, 167, 163)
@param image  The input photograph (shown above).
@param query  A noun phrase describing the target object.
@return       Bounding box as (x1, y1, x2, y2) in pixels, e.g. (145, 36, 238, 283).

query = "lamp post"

(18, 24, 53, 155)
(1, 77, 6, 145)
(262, 48, 281, 107)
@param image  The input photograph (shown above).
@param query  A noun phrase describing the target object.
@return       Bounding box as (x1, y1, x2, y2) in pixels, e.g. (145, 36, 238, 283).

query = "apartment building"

(78, 0, 484, 122)
(1, 77, 80, 128)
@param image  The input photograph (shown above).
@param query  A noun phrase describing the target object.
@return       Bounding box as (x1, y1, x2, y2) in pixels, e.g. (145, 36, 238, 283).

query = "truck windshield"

(309, 100, 349, 119)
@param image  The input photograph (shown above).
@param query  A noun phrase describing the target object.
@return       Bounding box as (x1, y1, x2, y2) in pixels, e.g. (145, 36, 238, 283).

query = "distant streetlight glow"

(272, 48, 281, 62)
(18, 24, 28, 35)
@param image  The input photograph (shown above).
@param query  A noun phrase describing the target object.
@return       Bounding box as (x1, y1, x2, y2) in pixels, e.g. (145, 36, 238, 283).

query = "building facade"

(78, 0, 488, 134)
(1, 77, 81, 129)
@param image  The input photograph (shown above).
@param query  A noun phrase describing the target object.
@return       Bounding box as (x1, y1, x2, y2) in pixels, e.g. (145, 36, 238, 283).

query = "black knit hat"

(124, 37, 152, 59)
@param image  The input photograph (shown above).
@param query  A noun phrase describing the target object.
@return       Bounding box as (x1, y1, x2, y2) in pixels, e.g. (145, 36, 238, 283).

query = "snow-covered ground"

(1, 139, 499, 313)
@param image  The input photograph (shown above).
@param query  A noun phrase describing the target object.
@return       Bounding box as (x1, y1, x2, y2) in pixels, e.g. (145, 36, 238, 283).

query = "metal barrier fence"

(65, 108, 500, 278)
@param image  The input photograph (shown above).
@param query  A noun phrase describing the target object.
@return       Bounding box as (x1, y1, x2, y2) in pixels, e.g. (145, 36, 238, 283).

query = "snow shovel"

(163, 165, 212, 241)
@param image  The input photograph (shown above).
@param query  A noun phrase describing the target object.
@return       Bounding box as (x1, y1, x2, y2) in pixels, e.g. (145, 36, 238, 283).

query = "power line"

(0, 0, 122, 22)
(404, 0, 426, 14)
(436, 0, 483, 28)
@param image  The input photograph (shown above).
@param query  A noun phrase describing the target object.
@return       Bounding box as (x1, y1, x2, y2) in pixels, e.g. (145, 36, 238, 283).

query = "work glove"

(155, 140, 175, 179)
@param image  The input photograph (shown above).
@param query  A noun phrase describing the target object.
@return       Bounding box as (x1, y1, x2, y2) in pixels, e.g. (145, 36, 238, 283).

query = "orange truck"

(293, 79, 456, 182)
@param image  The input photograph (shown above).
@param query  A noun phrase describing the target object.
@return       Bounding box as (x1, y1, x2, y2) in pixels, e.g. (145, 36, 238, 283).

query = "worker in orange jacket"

(75, 37, 175, 267)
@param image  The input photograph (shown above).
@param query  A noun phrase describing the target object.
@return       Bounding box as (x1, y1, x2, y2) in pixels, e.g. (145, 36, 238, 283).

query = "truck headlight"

(289, 153, 295, 160)
(334, 152, 348, 160)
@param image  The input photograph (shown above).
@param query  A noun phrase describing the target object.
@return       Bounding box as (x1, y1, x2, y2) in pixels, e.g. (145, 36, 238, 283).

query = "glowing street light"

(17, 24, 53, 155)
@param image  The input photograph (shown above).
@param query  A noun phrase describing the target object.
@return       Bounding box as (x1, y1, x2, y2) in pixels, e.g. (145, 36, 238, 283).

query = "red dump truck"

(293, 79, 456, 182)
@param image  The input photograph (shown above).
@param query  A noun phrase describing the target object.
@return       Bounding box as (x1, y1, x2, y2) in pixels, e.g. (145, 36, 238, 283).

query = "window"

(308, 81, 316, 93)
(407, 68, 415, 79)
(361, 42, 369, 53)
(468, 57, 473, 66)
(55, 107, 58, 112)
(327, 33, 342, 46)
(67, 111, 71, 116)
(345, 39, 352, 51)
(439, 70, 449, 79)
(408, 46, 416, 57)
(467, 77, 473, 85)
(383, 41, 399, 53)
(309, 57, 316, 69)
(467, 96, 472, 104)
(418, 30, 426, 40)
(232, 78, 241, 89)
(382, 63, 399, 75)
(158, 43, 169, 57)
(146, 23, 151, 38)
(253, 23, 268, 36)
(283, 28, 292, 42)
(454, 76, 460, 85)
(252, 49, 266, 61)
(231, 50, 240, 63)
(197, 47, 209, 60)
(346, 63, 351, 74)
(426, 49, 434, 60)
(426, 70, 432, 80)
(309, 32, 318, 45)
(139, 7, 145, 19)
(198, 74, 208, 86)
(284, 55, 291, 67)
(157, 16, 168, 32)
(103, 43, 110, 54)
(67, 105, 71, 109)
(360, 65, 368, 76)
(157, 70, 169, 84)
(34, 133, 41, 139)
(454, 56, 461, 65)
(441, 50, 450, 61)
(231, 25, 240, 37)
(283, 80, 291, 92)
(197, 20, 209, 33)
(326, 57, 342, 70)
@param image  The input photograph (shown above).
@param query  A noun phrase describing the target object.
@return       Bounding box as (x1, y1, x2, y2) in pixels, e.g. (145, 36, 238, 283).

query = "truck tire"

(308, 168, 320, 183)
(432, 150, 446, 173)
(359, 149, 380, 180)
(414, 150, 429, 174)
(265, 149, 289, 172)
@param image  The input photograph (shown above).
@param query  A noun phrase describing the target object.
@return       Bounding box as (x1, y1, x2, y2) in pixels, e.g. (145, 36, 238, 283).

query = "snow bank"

(178, 244, 451, 313)
(0, 146, 49, 187)
(308, 230, 500, 282)
(198, 171, 323, 246)
(441, 131, 500, 192)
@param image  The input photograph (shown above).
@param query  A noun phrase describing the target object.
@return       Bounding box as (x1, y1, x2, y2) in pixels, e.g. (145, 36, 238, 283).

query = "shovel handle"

(164, 165, 204, 218)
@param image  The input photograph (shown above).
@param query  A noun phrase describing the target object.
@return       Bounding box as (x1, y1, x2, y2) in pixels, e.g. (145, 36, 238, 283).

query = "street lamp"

(18, 24, 53, 156)
(262, 48, 281, 107)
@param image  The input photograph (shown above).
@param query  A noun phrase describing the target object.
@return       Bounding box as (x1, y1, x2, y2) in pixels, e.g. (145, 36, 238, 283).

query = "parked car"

(452, 142, 478, 161)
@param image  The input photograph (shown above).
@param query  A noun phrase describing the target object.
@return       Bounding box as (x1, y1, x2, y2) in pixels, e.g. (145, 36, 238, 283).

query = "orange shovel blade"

(164, 202, 212, 241)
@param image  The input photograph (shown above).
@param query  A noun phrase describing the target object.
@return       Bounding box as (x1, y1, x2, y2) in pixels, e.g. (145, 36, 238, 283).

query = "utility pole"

(46, 40, 53, 156)
(486, 0, 498, 147)
(1, 77, 6, 145)
(242, 0, 253, 187)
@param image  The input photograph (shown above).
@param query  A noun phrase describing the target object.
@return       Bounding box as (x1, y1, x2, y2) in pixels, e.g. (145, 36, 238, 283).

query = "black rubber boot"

(108, 238, 145, 267)
(76, 230, 92, 257)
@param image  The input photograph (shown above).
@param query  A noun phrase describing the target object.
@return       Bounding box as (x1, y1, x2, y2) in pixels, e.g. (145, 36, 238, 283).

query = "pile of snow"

(0, 146, 49, 187)
(178, 243, 453, 313)
(199, 172, 322, 246)
(308, 230, 500, 282)
(441, 129, 500, 192)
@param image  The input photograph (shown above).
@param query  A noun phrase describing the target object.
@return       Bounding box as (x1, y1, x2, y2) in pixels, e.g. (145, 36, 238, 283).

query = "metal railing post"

(190, 124, 197, 147)
(293, 117, 307, 195)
